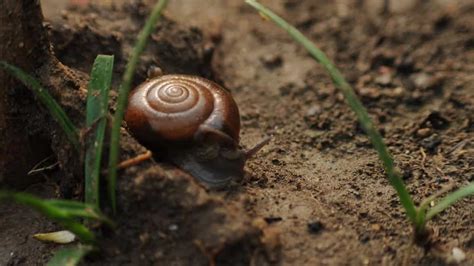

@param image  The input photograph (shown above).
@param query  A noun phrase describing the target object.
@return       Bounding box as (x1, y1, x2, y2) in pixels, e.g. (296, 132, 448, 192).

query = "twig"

(102, 151, 152, 174)
(28, 156, 58, 175)
(117, 151, 153, 170)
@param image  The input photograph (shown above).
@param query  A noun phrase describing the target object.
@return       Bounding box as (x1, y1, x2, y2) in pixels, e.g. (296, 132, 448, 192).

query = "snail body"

(125, 74, 248, 187)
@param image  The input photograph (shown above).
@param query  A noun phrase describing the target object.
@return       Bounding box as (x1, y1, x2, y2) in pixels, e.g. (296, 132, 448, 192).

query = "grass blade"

(0, 191, 114, 243)
(0, 61, 80, 151)
(426, 183, 474, 221)
(47, 245, 94, 266)
(245, 0, 418, 223)
(47, 200, 115, 227)
(85, 55, 114, 208)
(417, 183, 455, 216)
(107, 0, 169, 213)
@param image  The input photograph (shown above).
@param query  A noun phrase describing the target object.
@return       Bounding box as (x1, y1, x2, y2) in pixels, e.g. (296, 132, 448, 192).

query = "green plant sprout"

(1, 55, 114, 208)
(0, 0, 168, 264)
(245, 0, 474, 238)
(47, 245, 94, 266)
(0, 61, 80, 151)
(1, 54, 115, 264)
(107, 0, 169, 212)
(0, 0, 169, 219)
(85, 55, 114, 207)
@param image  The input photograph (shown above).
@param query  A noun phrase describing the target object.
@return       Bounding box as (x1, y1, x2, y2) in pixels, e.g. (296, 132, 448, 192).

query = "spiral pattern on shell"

(125, 75, 240, 146)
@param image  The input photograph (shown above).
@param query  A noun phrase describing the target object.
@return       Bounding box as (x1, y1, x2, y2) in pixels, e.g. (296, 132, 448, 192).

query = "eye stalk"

(245, 137, 271, 159)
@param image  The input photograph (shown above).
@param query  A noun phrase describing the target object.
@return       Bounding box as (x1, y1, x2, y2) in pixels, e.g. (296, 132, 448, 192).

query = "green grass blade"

(47, 245, 94, 266)
(417, 183, 456, 218)
(0, 61, 80, 151)
(0, 191, 94, 242)
(245, 0, 418, 223)
(107, 0, 169, 213)
(59, 222, 96, 244)
(0, 191, 114, 243)
(0, 191, 70, 219)
(85, 55, 114, 208)
(47, 200, 115, 227)
(47, 199, 97, 209)
(426, 183, 474, 221)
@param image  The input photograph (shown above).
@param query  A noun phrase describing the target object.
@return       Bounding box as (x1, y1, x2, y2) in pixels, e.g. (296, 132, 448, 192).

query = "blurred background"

(41, 0, 463, 21)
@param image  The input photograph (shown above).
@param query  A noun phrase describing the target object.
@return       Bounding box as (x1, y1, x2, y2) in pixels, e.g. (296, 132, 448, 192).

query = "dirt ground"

(0, 0, 473, 265)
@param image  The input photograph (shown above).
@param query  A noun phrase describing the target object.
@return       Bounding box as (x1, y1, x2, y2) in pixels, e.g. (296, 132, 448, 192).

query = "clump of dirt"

(1, 0, 473, 265)
(49, 1, 215, 86)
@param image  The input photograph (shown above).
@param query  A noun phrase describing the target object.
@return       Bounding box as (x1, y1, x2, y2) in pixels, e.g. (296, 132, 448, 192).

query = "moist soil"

(1, 0, 473, 265)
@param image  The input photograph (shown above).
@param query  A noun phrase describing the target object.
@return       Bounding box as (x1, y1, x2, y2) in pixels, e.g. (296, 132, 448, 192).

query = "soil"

(1, 0, 473, 265)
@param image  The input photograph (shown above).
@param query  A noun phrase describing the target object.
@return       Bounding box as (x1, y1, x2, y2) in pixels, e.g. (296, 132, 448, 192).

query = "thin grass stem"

(107, 0, 168, 213)
(47, 245, 94, 266)
(0, 61, 80, 151)
(245, 0, 418, 223)
(85, 55, 114, 208)
(426, 182, 474, 221)
(0, 191, 97, 243)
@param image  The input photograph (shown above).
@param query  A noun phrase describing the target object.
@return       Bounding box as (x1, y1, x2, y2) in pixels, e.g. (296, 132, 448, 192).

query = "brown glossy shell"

(124, 75, 240, 147)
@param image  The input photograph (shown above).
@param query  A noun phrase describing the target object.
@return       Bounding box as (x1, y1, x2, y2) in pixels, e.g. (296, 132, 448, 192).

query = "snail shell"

(125, 74, 245, 187)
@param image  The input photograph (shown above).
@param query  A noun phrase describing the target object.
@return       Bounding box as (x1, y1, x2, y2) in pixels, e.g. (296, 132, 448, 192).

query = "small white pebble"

(452, 247, 466, 263)
(306, 105, 321, 117)
(362, 257, 369, 265)
(168, 224, 178, 231)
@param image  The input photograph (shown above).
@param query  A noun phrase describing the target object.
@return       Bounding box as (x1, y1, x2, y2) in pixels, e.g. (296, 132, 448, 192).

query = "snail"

(124, 74, 269, 187)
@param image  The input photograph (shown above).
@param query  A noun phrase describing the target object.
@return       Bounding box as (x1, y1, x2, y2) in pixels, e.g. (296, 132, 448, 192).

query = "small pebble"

(306, 105, 322, 117)
(385, 87, 405, 98)
(452, 247, 466, 263)
(147, 65, 163, 78)
(362, 257, 370, 265)
(375, 73, 392, 85)
(416, 128, 432, 138)
(139, 233, 150, 244)
(421, 134, 441, 152)
(371, 224, 381, 232)
(168, 224, 178, 231)
(411, 73, 433, 89)
(359, 87, 381, 98)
